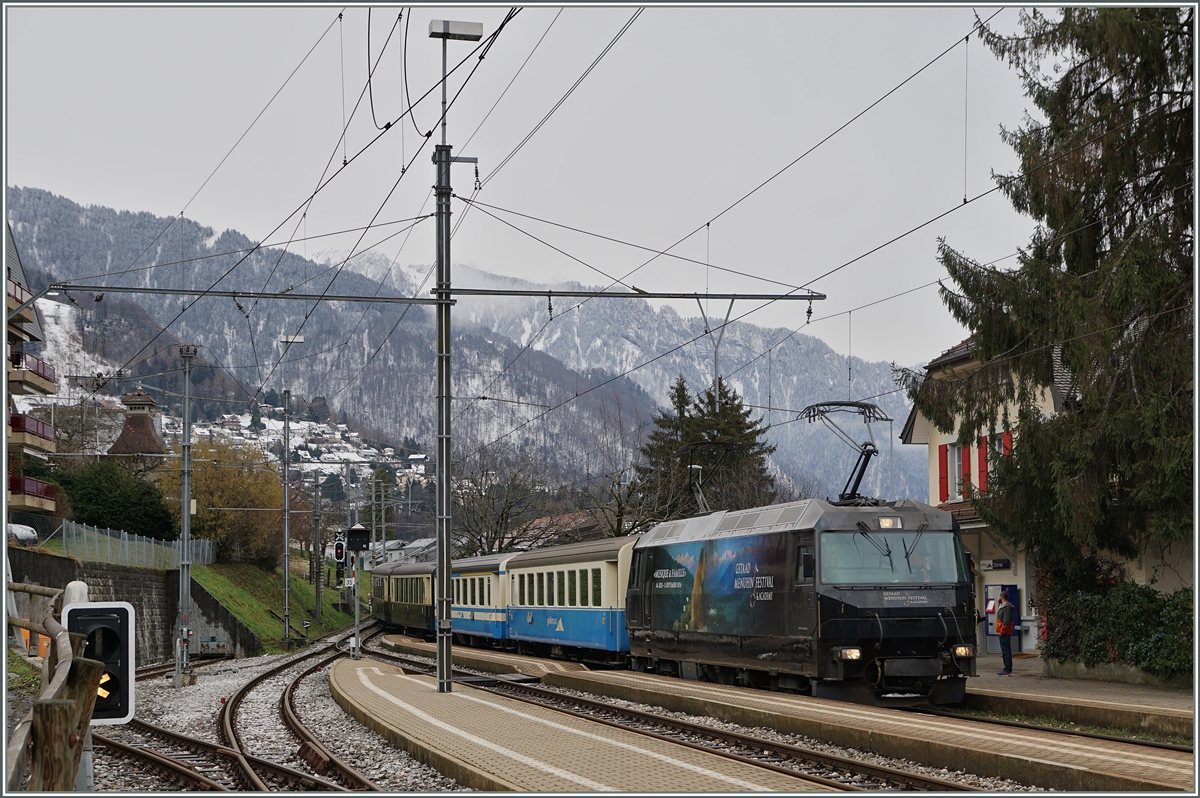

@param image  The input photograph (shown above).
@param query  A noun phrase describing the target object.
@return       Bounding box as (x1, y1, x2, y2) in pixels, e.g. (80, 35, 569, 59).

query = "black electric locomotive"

(626, 498, 976, 704)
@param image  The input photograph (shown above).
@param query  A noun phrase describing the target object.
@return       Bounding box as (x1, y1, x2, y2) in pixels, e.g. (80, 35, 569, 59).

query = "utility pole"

(282, 387, 291, 643)
(175, 344, 197, 689)
(279, 334, 303, 646)
(313, 469, 322, 624)
(430, 16, 482, 695)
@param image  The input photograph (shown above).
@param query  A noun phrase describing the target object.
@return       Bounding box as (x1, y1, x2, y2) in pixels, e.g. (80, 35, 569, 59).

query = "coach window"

(555, 571, 564, 606)
(519, 574, 526, 605)
(537, 573, 545, 605)
(592, 568, 602, 606)
(578, 570, 588, 606)
(568, 570, 577, 606)
(468, 578, 475, 606)
(544, 572, 552, 605)
(486, 577, 491, 605)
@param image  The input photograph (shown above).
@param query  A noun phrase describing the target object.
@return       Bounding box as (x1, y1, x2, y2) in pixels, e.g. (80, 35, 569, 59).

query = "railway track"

(135, 656, 228, 682)
(218, 626, 381, 790)
(360, 645, 977, 791)
(95, 718, 341, 790)
(96, 625, 382, 791)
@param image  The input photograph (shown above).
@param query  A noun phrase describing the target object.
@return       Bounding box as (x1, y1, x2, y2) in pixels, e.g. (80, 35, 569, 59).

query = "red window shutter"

(977, 436, 988, 495)
(1002, 431, 1013, 456)
(937, 444, 949, 502)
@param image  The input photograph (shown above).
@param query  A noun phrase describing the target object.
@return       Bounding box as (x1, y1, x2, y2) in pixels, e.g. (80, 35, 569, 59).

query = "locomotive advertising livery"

(370, 498, 977, 705)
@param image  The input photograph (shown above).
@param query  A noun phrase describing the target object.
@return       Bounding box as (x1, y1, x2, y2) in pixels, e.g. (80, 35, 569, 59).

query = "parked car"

(7, 524, 38, 546)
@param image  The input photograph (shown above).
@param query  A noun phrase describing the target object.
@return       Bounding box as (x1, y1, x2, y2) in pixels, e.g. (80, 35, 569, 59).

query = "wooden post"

(31, 700, 75, 791)
(63, 657, 104, 777)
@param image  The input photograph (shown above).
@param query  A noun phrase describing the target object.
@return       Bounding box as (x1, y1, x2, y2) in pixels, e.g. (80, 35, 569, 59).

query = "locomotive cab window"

(796, 545, 814, 584)
(820, 530, 965, 584)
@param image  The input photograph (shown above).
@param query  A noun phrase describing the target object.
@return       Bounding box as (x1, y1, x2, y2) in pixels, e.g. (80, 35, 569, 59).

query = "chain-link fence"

(8, 510, 63, 541)
(59, 520, 214, 569)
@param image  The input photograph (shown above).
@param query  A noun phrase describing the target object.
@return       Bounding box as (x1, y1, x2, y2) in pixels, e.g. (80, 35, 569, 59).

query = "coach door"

(626, 549, 651, 630)
(792, 533, 817, 636)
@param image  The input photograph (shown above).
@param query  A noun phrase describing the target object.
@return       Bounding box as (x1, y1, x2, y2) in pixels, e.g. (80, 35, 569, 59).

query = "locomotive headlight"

(834, 647, 862, 661)
(953, 644, 976, 658)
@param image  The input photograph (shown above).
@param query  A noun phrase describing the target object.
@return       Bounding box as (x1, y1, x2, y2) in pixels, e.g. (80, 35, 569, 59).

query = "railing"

(10, 352, 56, 383)
(9, 413, 55, 442)
(61, 520, 215, 569)
(5, 583, 104, 791)
(7, 278, 33, 305)
(8, 476, 56, 501)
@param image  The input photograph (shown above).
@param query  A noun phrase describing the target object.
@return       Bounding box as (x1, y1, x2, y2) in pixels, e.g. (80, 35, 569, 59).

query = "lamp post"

(280, 335, 304, 644)
(429, 17, 482, 695)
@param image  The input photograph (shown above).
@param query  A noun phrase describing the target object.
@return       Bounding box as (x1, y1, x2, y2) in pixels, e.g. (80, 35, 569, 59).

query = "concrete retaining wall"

(1043, 657, 1192, 690)
(6, 547, 258, 665)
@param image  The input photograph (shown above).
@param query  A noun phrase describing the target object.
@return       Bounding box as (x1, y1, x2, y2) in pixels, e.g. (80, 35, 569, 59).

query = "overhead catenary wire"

(97, 17, 502, 395)
(481, 8, 643, 188)
(456, 102, 1175, 463)
(443, 10, 1010, 432)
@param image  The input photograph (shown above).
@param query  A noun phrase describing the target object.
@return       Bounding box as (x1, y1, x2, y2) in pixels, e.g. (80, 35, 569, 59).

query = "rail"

(7, 278, 33, 305)
(7, 476, 56, 501)
(10, 352, 56, 383)
(9, 412, 55, 442)
(4, 583, 104, 791)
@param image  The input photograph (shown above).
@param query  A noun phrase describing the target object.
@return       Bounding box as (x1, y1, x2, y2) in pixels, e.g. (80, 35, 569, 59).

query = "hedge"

(1042, 581, 1192, 678)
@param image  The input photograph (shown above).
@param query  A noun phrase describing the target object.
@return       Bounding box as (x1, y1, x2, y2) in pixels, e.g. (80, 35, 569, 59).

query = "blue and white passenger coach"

(450, 553, 512, 646)
(505, 536, 637, 665)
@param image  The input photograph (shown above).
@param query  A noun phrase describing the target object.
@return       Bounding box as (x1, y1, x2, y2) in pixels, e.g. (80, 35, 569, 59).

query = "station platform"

(965, 652, 1193, 737)
(328, 658, 832, 792)
(538, 669, 1194, 792)
(379, 634, 588, 678)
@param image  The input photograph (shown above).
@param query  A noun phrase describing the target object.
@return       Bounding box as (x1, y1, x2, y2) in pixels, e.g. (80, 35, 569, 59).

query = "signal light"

(334, 539, 346, 563)
(63, 601, 135, 725)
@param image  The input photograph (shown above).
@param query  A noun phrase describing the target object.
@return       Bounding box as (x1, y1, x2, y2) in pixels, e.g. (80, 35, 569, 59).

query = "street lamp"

(429, 17, 481, 696)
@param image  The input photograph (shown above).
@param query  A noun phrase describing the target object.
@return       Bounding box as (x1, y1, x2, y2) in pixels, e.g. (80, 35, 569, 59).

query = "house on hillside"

(900, 339, 1193, 656)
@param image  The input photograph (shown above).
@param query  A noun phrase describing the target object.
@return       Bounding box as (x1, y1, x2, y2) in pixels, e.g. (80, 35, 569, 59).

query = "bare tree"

(583, 397, 654, 537)
(452, 439, 567, 557)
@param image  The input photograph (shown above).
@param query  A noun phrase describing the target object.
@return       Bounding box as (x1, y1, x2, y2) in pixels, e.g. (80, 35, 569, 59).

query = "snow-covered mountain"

(8, 186, 925, 498)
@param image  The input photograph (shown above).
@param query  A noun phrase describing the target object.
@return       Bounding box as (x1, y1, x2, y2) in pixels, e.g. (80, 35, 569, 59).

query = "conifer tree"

(899, 8, 1193, 578)
(636, 376, 778, 522)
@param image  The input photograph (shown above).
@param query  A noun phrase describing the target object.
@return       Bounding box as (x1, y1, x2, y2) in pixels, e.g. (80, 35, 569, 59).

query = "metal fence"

(59, 520, 214, 569)
(9, 509, 63, 540)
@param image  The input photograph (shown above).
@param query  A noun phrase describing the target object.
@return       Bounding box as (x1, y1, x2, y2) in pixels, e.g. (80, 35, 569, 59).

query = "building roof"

(5, 222, 45, 342)
(108, 406, 168, 456)
(121, 389, 158, 409)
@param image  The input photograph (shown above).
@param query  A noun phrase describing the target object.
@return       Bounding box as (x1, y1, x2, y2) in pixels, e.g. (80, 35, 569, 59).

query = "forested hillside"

(8, 186, 926, 498)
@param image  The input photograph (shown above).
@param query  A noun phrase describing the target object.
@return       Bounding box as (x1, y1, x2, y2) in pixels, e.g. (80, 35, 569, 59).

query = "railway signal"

(334, 538, 346, 563)
(63, 601, 136, 725)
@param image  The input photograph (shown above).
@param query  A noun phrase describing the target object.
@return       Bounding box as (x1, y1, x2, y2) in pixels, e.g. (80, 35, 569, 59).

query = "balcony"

(8, 412, 56, 453)
(6, 279, 39, 336)
(8, 352, 56, 395)
(7, 475, 56, 513)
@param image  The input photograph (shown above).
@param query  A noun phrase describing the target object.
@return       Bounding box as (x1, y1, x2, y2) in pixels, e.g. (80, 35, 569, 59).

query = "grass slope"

(189, 550, 358, 654)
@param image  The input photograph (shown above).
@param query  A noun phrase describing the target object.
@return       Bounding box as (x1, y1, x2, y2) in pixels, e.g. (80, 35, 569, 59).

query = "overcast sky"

(5, 4, 1044, 370)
